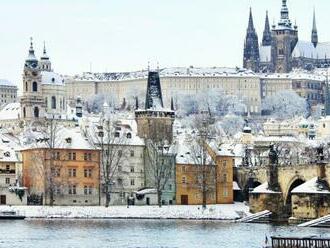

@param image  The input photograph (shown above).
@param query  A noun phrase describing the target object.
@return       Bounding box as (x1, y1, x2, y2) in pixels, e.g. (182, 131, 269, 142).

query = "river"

(0, 219, 328, 248)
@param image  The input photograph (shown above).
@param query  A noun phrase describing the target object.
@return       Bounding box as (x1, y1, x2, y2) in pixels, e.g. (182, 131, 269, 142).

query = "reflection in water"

(0, 219, 328, 248)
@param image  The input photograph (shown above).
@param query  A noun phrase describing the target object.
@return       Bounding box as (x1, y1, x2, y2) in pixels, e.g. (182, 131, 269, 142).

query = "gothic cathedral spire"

(243, 8, 260, 72)
(311, 9, 318, 48)
(262, 11, 272, 46)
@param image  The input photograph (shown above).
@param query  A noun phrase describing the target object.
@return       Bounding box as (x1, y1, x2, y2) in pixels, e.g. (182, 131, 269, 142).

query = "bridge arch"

(243, 180, 262, 201)
(284, 177, 306, 216)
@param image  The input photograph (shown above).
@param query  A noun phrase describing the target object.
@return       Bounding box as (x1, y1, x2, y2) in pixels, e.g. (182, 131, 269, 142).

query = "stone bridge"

(235, 164, 330, 204)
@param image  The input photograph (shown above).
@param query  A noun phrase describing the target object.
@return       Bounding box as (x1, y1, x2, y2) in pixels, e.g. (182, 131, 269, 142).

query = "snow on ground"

(0, 203, 249, 220)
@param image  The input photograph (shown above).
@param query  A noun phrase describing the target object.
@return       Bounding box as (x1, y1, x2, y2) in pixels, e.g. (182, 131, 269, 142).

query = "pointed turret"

(40, 41, 52, 71)
(262, 11, 272, 46)
(25, 37, 38, 67)
(145, 71, 164, 109)
(243, 8, 260, 72)
(278, 0, 292, 28)
(311, 9, 318, 48)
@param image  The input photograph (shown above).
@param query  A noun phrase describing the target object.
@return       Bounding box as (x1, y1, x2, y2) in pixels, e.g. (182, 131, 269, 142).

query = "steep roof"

(293, 41, 330, 59)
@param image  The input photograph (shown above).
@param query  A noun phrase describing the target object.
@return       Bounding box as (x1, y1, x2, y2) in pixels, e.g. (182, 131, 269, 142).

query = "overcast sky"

(0, 0, 328, 87)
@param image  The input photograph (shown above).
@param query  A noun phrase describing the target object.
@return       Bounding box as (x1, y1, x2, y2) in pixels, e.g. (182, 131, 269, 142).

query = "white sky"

(0, 0, 328, 87)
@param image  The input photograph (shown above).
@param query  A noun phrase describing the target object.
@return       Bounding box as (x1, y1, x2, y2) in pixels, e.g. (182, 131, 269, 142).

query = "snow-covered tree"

(262, 90, 307, 119)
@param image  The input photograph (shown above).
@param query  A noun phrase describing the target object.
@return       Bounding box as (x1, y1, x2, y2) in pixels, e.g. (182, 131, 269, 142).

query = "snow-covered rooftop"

(251, 182, 281, 194)
(291, 177, 330, 194)
(41, 71, 65, 85)
(0, 103, 20, 120)
(71, 67, 258, 81)
(293, 40, 330, 60)
(0, 79, 16, 87)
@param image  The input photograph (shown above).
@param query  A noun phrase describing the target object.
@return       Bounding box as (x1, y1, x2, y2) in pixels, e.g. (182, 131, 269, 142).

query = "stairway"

(298, 214, 330, 228)
(239, 210, 272, 223)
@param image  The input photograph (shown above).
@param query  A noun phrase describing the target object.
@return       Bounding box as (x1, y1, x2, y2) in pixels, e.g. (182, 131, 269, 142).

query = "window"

(115, 132, 120, 137)
(168, 184, 172, 190)
(118, 150, 122, 156)
(126, 133, 132, 139)
(55, 152, 60, 160)
(23, 107, 26, 118)
(55, 186, 61, 195)
(223, 161, 227, 167)
(6, 165, 10, 171)
(69, 168, 77, 177)
(84, 153, 92, 161)
(223, 174, 227, 182)
(130, 167, 134, 173)
(25, 82, 28, 92)
(51, 96, 56, 109)
(72, 152, 76, 160)
(223, 188, 228, 197)
(84, 168, 92, 178)
(69, 185, 76, 195)
(52, 168, 60, 177)
(182, 176, 187, 184)
(5, 178, 10, 184)
(32, 82, 38, 92)
(130, 179, 135, 186)
(84, 185, 92, 195)
(130, 150, 134, 157)
(34, 106, 39, 118)
(118, 166, 122, 172)
(117, 178, 123, 186)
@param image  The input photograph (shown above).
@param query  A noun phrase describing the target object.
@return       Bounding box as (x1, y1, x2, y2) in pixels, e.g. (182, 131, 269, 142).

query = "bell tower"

(20, 38, 45, 120)
(39, 41, 52, 72)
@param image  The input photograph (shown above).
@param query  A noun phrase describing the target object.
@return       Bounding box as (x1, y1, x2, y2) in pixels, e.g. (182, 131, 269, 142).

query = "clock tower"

(20, 38, 45, 120)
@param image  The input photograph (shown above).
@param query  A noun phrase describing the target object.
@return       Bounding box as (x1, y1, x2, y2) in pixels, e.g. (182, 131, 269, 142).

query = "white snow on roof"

(293, 41, 330, 60)
(260, 46, 271, 63)
(251, 182, 281, 194)
(0, 79, 16, 87)
(71, 67, 257, 81)
(291, 177, 330, 194)
(233, 181, 241, 191)
(41, 71, 65, 85)
(0, 103, 21, 120)
(135, 188, 157, 195)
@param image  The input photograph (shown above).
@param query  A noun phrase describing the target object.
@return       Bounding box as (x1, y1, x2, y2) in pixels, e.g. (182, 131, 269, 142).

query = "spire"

(311, 8, 318, 48)
(145, 71, 163, 109)
(243, 8, 260, 72)
(26, 37, 37, 62)
(41, 41, 49, 59)
(247, 7, 255, 32)
(262, 11, 272, 46)
(278, 0, 292, 28)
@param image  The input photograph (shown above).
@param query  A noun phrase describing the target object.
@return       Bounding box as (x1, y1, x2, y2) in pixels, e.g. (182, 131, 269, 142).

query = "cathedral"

(243, 0, 330, 73)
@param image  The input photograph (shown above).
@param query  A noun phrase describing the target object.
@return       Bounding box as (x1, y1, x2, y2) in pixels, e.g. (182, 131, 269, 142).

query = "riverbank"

(0, 202, 249, 220)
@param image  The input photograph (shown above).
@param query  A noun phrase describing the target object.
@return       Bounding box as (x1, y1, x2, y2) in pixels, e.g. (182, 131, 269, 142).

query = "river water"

(0, 219, 328, 248)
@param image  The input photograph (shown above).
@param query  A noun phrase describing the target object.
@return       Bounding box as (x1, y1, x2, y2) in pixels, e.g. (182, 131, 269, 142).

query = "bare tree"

(26, 118, 64, 206)
(188, 115, 216, 209)
(87, 116, 128, 207)
(145, 139, 175, 207)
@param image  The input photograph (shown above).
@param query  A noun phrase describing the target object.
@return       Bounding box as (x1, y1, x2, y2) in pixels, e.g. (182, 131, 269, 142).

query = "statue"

(269, 144, 278, 165)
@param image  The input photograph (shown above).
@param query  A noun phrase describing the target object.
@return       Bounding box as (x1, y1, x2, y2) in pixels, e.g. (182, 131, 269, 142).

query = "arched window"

(23, 107, 26, 118)
(25, 82, 28, 92)
(32, 82, 38, 92)
(51, 96, 56, 109)
(34, 107, 39, 118)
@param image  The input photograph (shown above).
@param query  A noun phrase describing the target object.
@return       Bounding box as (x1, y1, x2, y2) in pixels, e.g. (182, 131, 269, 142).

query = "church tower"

(135, 71, 175, 143)
(311, 9, 318, 48)
(39, 42, 52, 72)
(20, 38, 45, 120)
(243, 8, 260, 72)
(271, 0, 298, 73)
(262, 11, 272, 46)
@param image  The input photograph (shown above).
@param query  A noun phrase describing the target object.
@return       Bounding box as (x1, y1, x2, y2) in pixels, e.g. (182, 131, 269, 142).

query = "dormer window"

(115, 132, 120, 138)
(65, 137, 72, 144)
(126, 133, 132, 139)
(52, 78, 55, 83)
(4, 152, 10, 157)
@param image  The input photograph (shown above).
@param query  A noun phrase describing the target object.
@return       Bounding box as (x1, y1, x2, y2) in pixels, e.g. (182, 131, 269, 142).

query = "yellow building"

(22, 127, 100, 206)
(175, 140, 234, 205)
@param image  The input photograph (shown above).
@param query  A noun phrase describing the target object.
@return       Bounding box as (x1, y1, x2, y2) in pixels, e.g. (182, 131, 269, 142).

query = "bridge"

(235, 164, 330, 217)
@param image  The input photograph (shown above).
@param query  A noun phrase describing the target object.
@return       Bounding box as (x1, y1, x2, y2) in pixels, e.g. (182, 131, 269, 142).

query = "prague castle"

(243, 0, 330, 73)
